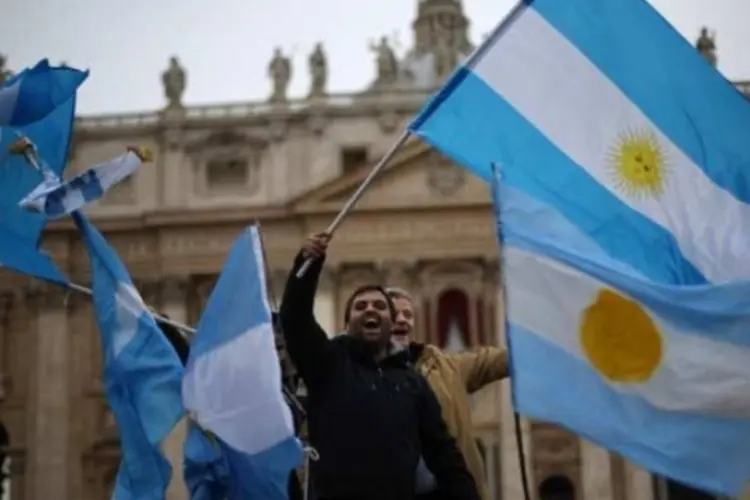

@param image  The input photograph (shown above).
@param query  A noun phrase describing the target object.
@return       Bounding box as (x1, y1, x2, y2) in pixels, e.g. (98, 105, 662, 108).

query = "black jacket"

(280, 253, 479, 500)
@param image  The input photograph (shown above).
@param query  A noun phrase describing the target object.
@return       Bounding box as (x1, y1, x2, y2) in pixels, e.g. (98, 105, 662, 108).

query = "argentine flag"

(492, 172, 750, 496)
(0, 59, 87, 126)
(182, 226, 303, 499)
(73, 213, 185, 499)
(19, 147, 152, 219)
(410, 0, 750, 286)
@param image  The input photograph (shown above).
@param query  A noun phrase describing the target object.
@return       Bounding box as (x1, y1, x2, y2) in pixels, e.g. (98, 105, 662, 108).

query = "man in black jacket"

(279, 233, 480, 500)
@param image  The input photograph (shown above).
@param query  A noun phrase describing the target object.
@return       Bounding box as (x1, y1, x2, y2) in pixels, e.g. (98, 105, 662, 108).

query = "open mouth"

(363, 315, 382, 330)
(392, 326, 410, 337)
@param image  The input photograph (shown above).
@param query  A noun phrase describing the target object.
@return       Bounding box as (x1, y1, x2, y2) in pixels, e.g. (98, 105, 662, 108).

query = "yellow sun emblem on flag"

(607, 129, 668, 199)
(579, 289, 663, 384)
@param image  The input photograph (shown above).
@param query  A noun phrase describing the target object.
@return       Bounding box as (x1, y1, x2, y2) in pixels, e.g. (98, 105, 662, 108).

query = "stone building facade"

(0, 1, 748, 499)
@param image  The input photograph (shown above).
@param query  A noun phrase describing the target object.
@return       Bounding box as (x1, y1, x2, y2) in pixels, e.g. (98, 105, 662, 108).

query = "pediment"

(291, 140, 491, 214)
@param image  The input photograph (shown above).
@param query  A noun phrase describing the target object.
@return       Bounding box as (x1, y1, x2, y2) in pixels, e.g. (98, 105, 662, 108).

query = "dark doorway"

(539, 475, 576, 500)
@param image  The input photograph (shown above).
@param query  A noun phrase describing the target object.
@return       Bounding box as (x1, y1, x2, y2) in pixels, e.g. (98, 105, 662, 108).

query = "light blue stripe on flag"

(183, 225, 303, 499)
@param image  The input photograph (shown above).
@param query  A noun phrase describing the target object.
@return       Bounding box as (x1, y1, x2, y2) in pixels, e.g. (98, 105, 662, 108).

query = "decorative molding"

(377, 109, 399, 133)
(426, 152, 465, 196)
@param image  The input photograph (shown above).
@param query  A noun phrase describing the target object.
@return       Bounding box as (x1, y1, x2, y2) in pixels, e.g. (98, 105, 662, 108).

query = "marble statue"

(0, 55, 11, 85)
(162, 56, 186, 108)
(696, 27, 717, 67)
(371, 36, 398, 87)
(268, 48, 292, 102)
(308, 43, 327, 98)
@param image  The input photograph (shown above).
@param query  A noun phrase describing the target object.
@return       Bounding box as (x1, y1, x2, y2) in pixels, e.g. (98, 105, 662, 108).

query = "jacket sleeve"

(417, 376, 480, 500)
(279, 252, 333, 388)
(451, 346, 509, 394)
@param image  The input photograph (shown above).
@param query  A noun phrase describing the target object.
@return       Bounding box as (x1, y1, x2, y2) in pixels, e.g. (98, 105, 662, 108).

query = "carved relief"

(426, 152, 465, 196)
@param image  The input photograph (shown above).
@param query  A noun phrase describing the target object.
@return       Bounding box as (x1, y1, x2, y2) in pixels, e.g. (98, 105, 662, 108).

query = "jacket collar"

(333, 334, 411, 368)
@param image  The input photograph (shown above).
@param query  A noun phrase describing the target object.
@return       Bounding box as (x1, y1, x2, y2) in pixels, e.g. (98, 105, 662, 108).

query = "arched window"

(436, 288, 470, 353)
(539, 475, 576, 500)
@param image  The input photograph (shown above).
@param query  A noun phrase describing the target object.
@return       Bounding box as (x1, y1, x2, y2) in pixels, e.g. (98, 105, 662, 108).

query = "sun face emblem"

(607, 129, 668, 199)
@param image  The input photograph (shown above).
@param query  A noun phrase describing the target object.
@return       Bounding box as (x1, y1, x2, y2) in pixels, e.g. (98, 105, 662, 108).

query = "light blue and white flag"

(73, 212, 185, 500)
(0, 68, 81, 284)
(182, 225, 303, 500)
(492, 168, 750, 496)
(410, 0, 750, 286)
(0, 59, 88, 126)
(20, 147, 151, 219)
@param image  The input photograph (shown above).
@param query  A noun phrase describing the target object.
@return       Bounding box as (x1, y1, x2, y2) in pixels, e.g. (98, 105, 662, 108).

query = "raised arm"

(279, 234, 332, 387)
(451, 346, 509, 394)
(417, 376, 480, 500)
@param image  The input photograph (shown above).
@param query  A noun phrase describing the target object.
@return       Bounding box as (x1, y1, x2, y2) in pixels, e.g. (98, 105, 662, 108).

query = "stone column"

(314, 268, 337, 335)
(159, 277, 190, 500)
(26, 285, 71, 499)
(160, 277, 189, 324)
(581, 439, 614, 500)
(625, 461, 654, 500)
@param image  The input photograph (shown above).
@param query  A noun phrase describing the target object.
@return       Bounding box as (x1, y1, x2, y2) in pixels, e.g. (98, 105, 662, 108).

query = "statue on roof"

(0, 55, 12, 85)
(695, 27, 717, 67)
(268, 47, 291, 103)
(308, 43, 327, 98)
(370, 36, 398, 88)
(162, 56, 186, 108)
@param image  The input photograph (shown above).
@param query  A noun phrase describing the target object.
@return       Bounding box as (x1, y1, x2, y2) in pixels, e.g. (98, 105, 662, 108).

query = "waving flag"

(492, 170, 750, 496)
(409, 0, 750, 286)
(0, 76, 81, 284)
(182, 226, 303, 499)
(0, 59, 88, 126)
(73, 212, 185, 499)
(20, 147, 152, 219)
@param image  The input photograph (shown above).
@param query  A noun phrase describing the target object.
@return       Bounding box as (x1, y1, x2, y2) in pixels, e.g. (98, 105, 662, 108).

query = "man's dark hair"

(343, 284, 396, 324)
(156, 315, 190, 366)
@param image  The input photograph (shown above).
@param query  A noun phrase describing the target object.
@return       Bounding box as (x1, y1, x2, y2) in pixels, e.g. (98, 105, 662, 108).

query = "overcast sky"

(1, 0, 748, 116)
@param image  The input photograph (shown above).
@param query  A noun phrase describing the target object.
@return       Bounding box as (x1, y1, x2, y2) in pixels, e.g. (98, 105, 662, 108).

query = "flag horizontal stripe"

(509, 322, 750, 496)
(531, 0, 750, 203)
(505, 245, 750, 418)
(472, 7, 750, 283)
(412, 68, 704, 285)
(183, 321, 294, 455)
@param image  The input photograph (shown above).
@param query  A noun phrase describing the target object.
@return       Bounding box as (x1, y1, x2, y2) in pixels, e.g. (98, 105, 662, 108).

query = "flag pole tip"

(127, 146, 154, 163)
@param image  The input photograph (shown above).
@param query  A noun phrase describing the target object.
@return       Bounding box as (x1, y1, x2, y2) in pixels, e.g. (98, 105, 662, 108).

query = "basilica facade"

(0, 1, 747, 499)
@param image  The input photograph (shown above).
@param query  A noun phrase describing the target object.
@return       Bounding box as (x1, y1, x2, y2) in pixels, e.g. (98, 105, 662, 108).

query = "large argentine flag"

(182, 226, 303, 499)
(493, 174, 750, 496)
(410, 0, 750, 286)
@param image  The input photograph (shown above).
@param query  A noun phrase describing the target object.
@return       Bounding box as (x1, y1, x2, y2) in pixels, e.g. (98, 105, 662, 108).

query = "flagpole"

(294, 130, 411, 278)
